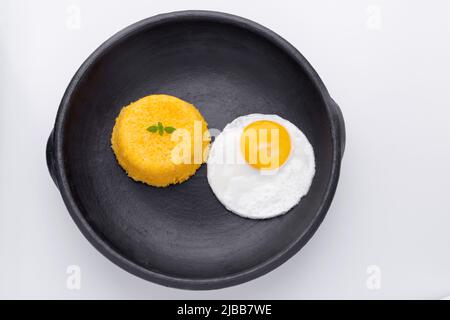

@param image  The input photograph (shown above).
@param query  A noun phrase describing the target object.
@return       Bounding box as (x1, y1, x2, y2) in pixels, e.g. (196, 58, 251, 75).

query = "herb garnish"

(147, 122, 176, 136)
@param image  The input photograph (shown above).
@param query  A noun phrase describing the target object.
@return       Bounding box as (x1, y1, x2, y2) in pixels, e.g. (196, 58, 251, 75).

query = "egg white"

(207, 114, 316, 219)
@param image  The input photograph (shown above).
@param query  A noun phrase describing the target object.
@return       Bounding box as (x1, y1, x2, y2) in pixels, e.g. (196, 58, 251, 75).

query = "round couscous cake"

(111, 94, 210, 187)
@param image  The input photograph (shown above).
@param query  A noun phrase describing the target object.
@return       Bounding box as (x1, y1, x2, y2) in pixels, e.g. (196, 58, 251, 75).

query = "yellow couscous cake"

(111, 94, 210, 187)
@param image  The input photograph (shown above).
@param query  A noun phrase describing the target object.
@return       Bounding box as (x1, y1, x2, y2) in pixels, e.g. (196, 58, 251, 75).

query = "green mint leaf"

(147, 122, 176, 135)
(164, 126, 176, 134)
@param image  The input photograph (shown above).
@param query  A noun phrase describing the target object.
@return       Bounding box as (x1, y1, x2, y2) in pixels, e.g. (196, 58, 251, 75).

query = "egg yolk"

(240, 120, 291, 170)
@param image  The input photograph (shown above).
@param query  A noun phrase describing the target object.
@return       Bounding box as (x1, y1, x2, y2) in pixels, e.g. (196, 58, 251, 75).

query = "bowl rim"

(51, 10, 343, 290)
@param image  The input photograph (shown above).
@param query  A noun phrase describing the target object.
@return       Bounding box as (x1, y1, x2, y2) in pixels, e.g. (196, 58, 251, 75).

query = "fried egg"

(207, 114, 315, 219)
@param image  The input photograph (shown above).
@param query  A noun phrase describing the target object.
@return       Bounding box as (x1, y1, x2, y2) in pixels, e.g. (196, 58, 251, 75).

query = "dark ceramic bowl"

(47, 10, 345, 290)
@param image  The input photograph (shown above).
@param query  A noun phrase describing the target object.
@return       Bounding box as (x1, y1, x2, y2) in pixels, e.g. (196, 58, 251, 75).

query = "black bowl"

(46, 10, 345, 290)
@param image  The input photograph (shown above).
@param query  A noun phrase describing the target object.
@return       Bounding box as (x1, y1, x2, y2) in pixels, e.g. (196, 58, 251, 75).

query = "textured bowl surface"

(47, 11, 344, 289)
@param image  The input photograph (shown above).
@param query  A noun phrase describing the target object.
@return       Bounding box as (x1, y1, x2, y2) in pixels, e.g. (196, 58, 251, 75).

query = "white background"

(1, 0, 450, 299)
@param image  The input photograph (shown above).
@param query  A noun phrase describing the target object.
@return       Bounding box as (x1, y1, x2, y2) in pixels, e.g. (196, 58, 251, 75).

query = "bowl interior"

(61, 18, 334, 283)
